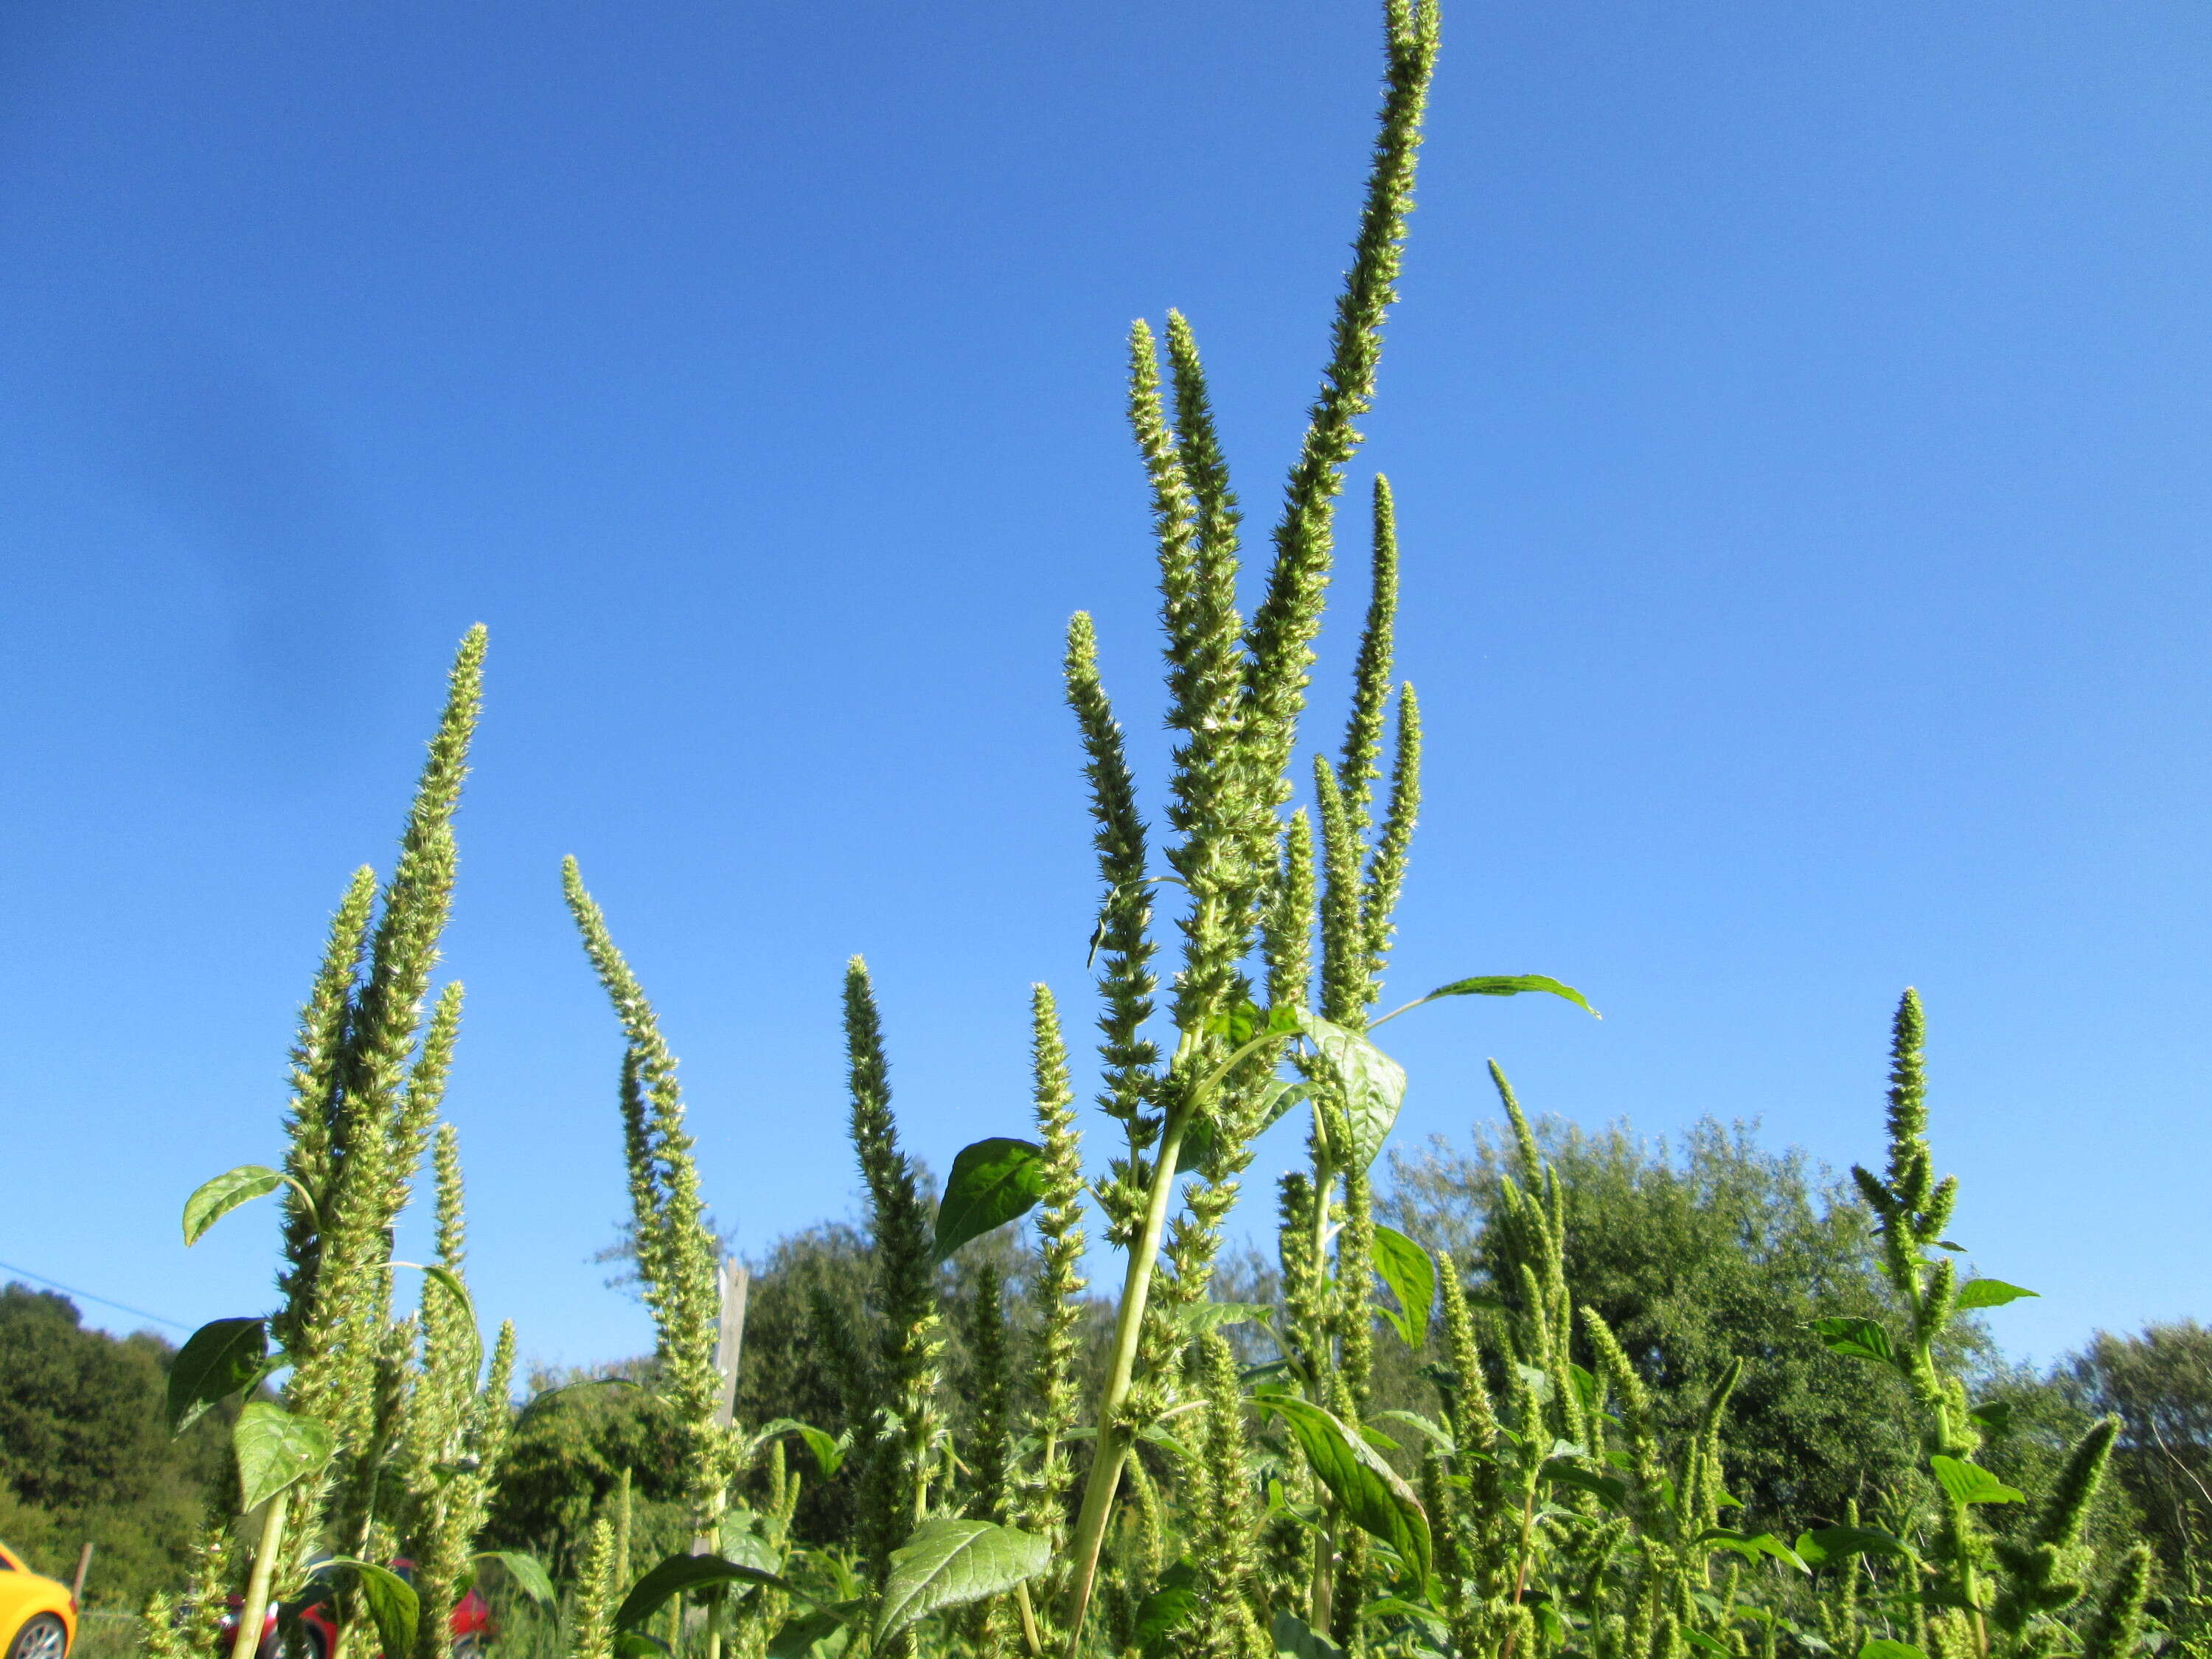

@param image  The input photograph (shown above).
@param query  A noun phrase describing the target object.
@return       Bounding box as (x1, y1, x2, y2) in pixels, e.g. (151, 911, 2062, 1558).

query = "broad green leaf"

(932, 1138, 1046, 1262)
(1371, 1226, 1436, 1350)
(1295, 1012, 1408, 1172)
(758, 1419, 848, 1478)
(325, 1559, 417, 1659)
(615, 1553, 801, 1630)
(874, 1518, 1050, 1644)
(1953, 1279, 2038, 1312)
(1929, 1455, 2023, 1505)
(1361, 1598, 1449, 1635)
(1411, 975, 1599, 1018)
(1807, 1316, 1899, 1368)
(613, 1635, 671, 1659)
(766, 1608, 858, 1659)
(473, 1551, 556, 1610)
(1273, 1611, 1348, 1659)
(1135, 1564, 1199, 1659)
(1860, 1643, 1928, 1659)
(1542, 1458, 1627, 1509)
(1373, 1409, 1455, 1455)
(1257, 1395, 1430, 1582)
(167, 1317, 268, 1433)
(183, 1166, 283, 1246)
(1684, 1632, 1731, 1656)
(1695, 1529, 1808, 1573)
(234, 1402, 334, 1512)
(1793, 1526, 1914, 1568)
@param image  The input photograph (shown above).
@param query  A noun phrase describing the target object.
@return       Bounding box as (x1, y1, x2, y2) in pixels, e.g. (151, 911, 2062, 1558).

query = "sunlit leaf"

(1257, 1395, 1430, 1582)
(1293, 1012, 1408, 1172)
(1807, 1316, 1899, 1368)
(1929, 1455, 2023, 1506)
(183, 1166, 284, 1246)
(324, 1559, 417, 1659)
(615, 1553, 801, 1630)
(933, 1138, 1046, 1262)
(1793, 1526, 1915, 1568)
(1371, 1225, 1436, 1349)
(1953, 1279, 2038, 1312)
(473, 1551, 556, 1610)
(167, 1317, 268, 1433)
(1409, 975, 1598, 1018)
(874, 1518, 1049, 1644)
(234, 1403, 334, 1512)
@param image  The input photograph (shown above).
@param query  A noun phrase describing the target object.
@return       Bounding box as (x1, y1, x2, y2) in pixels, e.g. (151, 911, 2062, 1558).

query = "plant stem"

(1057, 1109, 1192, 1652)
(230, 1491, 291, 1659)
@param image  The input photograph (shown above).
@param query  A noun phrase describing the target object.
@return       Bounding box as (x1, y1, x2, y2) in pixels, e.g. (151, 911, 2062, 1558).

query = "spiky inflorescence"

(1062, 613, 1161, 1248)
(568, 1520, 617, 1659)
(1024, 987, 1088, 1553)
(841, 958, 945, 1593)
(1185, 1332, 1270, 1659)
(1240, 0, 1439, 815)
(1992, 1414, 2121, 1638)
(561, 860, 731, 1523)
(963, 1263, 1015, 1523)
(2080, 1545, 2154, 1659)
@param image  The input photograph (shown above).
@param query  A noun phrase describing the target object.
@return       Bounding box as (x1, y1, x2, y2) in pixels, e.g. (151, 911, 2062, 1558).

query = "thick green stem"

(1057, 1110, 1192, 1653)
(230, 1490, 291, 1659)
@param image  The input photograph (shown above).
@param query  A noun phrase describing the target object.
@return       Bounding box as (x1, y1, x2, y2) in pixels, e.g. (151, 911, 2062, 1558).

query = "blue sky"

(1, 1, 2205, 1376)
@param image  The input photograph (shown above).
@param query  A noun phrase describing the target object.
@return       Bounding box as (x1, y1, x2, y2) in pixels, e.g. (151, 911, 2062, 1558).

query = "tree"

(2060, 1320, 2212, 1568)
(1385, 1113, 1995, 1535)
(0, 1286, 234, 1607)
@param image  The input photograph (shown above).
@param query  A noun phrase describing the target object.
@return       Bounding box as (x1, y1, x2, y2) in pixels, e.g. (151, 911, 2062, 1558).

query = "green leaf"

(1807, 1316, 1899, 1368)
(1541, 1458, 1627, 1509)
(1257, 1395, 1431, 1582)
(1859, 1643, 1928, 1659)
(167, 1317, 268, 1433)
(1371, 1226, 1436, 1350)
(1295, 1012, 1408, 1172)
(1360, 1598, 1448, 1635)
(233, 1402, 334, 1512)
(874, 1518, 1049, 1644)
(613, 1635, 671, 1659)
(1683, 1632, 1731, 1657)
(1135, 1576, 1199, 1659)
(757, 1419, 848, 1478)
(183, 1166, 284, 1246)
(932, 1138, 1046, 1262)
(1793, 1527, 1915, 1568)
(1953, 1279, 2038, 1312)
(616, 1553, 801, 1630)
(1373, 1409, 1455, 1456)
(1929, 1455, 2023, 1505)
(1411, 975, 1599, 1018)
(325, 1559, 417, 1659)
(1696, 1529, 1809, 1573)
(1181, 1077, 1312, 1170)
(473, 1551, 556, 1610)
(766, 1607, 860, 1659)
(1273, 1610, 1347, 1659)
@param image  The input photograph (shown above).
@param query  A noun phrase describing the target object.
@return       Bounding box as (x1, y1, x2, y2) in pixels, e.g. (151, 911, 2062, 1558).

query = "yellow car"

(0, 1544, 73, 1659)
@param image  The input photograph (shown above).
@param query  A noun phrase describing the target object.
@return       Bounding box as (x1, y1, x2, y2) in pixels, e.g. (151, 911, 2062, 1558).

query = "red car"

(226, 1560, 494, 1659)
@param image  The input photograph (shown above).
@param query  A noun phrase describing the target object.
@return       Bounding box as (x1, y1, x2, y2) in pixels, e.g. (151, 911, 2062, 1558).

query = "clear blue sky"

(1, 1, 2205, 1376)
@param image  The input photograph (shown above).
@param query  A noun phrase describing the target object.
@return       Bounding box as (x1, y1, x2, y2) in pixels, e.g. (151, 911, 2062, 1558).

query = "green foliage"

(0, 1285, 235, 1609)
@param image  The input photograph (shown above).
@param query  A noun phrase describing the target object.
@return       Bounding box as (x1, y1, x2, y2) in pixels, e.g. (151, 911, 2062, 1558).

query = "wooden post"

(69, 1542, 92, 1601)
(711, 1256, 748, 1430)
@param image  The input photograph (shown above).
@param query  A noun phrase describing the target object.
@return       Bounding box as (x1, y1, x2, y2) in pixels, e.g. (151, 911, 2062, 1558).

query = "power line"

(0, 1259, 192, 1333)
